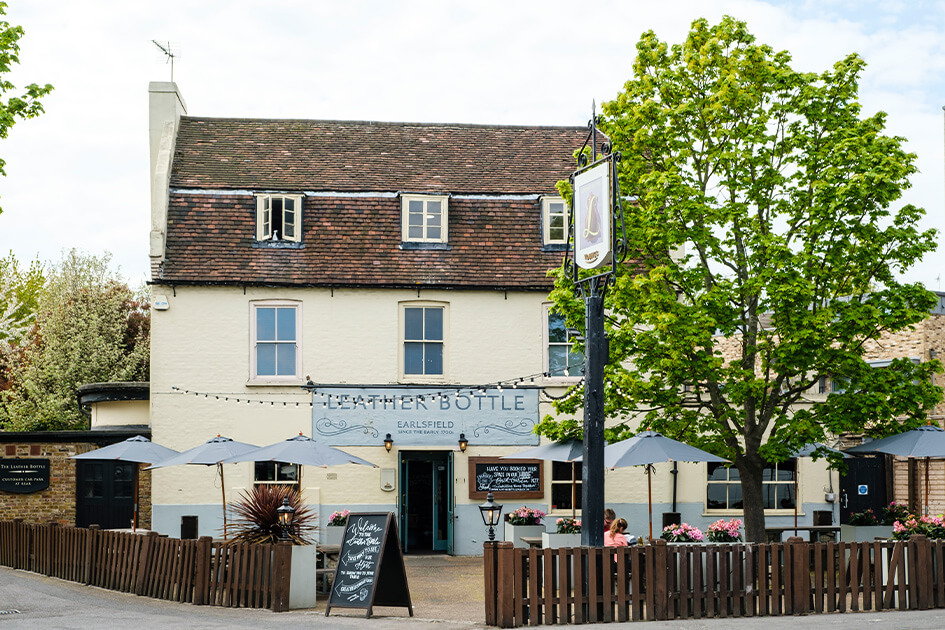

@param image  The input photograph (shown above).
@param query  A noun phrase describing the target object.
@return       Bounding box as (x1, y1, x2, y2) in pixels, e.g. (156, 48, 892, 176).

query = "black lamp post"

(478, 491, 503, 541)
(277, 497, 295, 541)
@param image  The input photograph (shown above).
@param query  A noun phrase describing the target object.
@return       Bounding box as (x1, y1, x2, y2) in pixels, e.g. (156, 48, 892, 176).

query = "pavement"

(2, 555, 945, 629)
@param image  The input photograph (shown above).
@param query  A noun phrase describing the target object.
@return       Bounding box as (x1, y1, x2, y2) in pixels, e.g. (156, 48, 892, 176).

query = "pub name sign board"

(0, 459, 50, 494)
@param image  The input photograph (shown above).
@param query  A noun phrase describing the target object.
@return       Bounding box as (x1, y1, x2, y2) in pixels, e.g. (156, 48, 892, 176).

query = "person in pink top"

(604, 518, 629, 547)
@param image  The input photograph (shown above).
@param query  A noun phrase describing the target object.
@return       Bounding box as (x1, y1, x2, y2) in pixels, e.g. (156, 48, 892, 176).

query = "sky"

(0, 0, 942, 289)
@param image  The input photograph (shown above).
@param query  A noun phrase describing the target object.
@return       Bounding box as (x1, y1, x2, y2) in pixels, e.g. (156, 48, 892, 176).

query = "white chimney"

(148, 82, 187, 262)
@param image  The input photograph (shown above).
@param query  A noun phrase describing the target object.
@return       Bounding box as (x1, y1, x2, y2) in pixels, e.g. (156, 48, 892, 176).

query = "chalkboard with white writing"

(469, 457, 544, 499)
(326, 512, 413, 618)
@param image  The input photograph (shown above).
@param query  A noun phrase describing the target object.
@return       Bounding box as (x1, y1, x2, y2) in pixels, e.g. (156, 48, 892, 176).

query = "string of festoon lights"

(170, 363, 586, 407)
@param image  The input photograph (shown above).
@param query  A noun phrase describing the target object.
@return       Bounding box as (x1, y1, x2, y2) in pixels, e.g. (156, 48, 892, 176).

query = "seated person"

(603, 508, 616, 533)
(604, 518, 629, 547)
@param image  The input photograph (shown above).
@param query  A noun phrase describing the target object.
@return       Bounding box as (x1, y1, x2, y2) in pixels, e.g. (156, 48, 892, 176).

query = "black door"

(839, 456, 887, 524)
(75, 460, 136, 529)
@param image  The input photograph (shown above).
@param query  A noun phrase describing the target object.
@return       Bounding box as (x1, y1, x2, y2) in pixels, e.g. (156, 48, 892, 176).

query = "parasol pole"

(794, 472, 798, 536)
(571, 463, 577, 520)
(647, 464, 653, 540)
(219, 463, 227, 540)
(925, 457, 930, 516)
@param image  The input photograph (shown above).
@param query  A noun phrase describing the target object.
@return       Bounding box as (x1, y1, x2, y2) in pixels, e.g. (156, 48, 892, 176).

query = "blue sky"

(0, 0, 941, 289)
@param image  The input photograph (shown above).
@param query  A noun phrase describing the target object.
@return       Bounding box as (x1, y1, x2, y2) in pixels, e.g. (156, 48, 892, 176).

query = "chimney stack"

(148, 82, 187, 263)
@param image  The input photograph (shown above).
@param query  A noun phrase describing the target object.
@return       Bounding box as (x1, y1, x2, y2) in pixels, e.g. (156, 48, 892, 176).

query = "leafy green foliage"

(0, 250, 150, 430)
(0, 250, 42, 347)
(226, 485, 316, 545)
(543, 17, 942, 542)
(0, 0, 53, 209)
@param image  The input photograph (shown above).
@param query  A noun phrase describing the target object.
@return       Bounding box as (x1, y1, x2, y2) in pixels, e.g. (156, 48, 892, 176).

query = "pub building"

(141, 81, 842, 553)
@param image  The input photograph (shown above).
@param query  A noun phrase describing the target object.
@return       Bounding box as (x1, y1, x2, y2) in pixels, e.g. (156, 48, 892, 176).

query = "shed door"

(75, 460, 136, 529)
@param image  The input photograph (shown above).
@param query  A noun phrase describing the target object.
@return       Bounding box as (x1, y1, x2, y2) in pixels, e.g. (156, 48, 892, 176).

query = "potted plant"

(542, 517, 581, 548)
(504, 506, 546, 548)
(660, 522, 704, 543)
(893, 513, 945, 541)
(705, 518, 743, 543)
(840, 508, 892, 542)
(323, 509, 349, 546)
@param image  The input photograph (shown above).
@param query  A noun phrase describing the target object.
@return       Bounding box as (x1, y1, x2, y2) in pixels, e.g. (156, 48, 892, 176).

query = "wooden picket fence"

(0, 520, 292, 612)
(484, 536, 945, 627)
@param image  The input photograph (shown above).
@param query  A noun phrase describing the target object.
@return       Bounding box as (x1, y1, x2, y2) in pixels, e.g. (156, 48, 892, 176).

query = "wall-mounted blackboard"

(469, 457, 544, 500)
(0, 459, 50, 494)
(326, 512, 413, 619)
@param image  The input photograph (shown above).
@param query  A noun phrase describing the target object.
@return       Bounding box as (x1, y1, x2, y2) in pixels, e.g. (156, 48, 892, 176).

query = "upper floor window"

(545, 306, 583, 380)
(256, 194, 303, 242)
(401, 194, 448, 243)
(401, 303, 446, 379)
(542, 197, 568, 245)
(250, 301, 301, 382)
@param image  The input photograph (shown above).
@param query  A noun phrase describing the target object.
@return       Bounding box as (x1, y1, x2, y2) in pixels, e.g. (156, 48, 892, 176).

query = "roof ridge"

(179, 115, 589, 132)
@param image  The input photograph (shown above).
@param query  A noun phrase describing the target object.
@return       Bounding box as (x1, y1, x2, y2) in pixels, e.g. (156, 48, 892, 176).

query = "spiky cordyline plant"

(226, 485, 316, 545)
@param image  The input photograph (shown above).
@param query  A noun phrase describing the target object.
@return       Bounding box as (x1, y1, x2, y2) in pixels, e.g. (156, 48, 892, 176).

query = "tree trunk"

(736, 452, 767, 543)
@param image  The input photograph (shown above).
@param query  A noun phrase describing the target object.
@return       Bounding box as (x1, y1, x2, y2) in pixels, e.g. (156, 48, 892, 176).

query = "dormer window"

(542, 197, 567, 246)
(401, 194, 448, 243)
(256, 194, 303, 242)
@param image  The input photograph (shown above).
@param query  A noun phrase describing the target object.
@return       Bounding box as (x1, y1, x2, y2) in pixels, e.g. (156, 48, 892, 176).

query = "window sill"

(253, 240, 304, 249)
(543, 377, 584, 386)
(540, 243, 568, 252)
(246, 379, 307, 387)
(702, 509, 801, 517)
(399, 242, 451, 250)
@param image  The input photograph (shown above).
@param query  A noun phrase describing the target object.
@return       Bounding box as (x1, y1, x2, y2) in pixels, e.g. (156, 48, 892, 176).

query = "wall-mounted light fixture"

(458, 433, 468, 453)
(384, 433, 394, 453)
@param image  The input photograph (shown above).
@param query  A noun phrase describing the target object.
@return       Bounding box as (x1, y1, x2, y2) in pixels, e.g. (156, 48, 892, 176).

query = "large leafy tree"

(0, 0, 53, 211)
(0, 250, 149, 430)
(544, 17, 942, 543)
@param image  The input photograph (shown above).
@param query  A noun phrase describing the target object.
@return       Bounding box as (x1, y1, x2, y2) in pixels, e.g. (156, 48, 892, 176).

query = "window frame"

(399, 301, 448, 382)
(543, 304, 584, 383)
(705, 460, 797, 515)
(401, 194, 449, 243)
(253, 461, 300, 489)
(255, 193, 303, 243)
(541, 197, 568, 246)
(249, 300, 302, 384)
(549, 460, 582, 515)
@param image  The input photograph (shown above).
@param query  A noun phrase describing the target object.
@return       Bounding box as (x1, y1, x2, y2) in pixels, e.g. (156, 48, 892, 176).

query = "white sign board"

(573, 161, 612, 269)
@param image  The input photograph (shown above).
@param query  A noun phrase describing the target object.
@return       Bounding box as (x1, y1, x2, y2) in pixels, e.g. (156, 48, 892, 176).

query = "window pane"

(276, 308, 296, 341)
(552, 483, 577, 510)
(427, 212, 441, 227)
(257, 343, 276, 376)
(257, 308, 276, 341)
(568, 348, 585, 374)
(707, 484, 728, 509)
(408, 225, 423, 239)
(549, 346, 568, 376)
(427, 226, 441, 239)
(552, 461, 579, 481)
(276, 344, 296, 376)
(277, 463, 298, 482)
(408, 212, 423, 226)
(427, 201, 441, 218)
(425, 342, 443, 374)
(548, 312, 567, 343)
(404, 342, 424, 374)
(409, 200, 424, 213)
(425, 308, 443, 340)
(405, 308, 423, 340)
(706, 463, 730, 481)
(255, 462, 276, 482)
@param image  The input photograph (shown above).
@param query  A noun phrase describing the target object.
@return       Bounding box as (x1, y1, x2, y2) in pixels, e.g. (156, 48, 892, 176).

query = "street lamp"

(277, 497, 296, 541)
(478, 491, 503, 541)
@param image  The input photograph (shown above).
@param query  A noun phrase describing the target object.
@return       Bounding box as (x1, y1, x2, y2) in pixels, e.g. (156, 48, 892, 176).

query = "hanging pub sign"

(573, 160, 612, 269)
(326, 512, 413, 619)
(0, 459, 50, 494)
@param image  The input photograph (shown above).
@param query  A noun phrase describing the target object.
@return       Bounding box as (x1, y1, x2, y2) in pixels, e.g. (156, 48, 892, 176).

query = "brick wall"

(0, 440, 152, 528)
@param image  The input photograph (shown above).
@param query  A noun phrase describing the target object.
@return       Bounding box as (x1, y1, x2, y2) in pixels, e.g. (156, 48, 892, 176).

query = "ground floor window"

(706, 460, 795, 510)
(550, 461, 582, 513)
(253, 461, 299, 489)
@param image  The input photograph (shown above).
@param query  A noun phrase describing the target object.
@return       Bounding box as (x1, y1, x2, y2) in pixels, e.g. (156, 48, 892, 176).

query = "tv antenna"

(152, 40, 178, 82)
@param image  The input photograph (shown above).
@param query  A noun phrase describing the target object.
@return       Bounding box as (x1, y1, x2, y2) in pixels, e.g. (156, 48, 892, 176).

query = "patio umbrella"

(221, 433, 377, 491)
(581, 431, 727, 540)
(846, 424, 945, 514)
(145, 435, 259, 539)
(72, 435, 179, 531)
(503, 439, 583, 518)
(788, 442, 850, 535)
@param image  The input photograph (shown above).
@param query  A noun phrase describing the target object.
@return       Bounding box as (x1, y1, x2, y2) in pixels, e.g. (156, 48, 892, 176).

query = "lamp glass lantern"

(478, 492, 503, 541)
(384, 433, 394, 452)
(277, 497, 296, 541)
(458, 433, 468, 453)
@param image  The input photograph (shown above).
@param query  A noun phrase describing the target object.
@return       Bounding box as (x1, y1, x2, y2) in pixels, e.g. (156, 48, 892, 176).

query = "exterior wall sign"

(573, 160, 612, 270)
(0, 459, 50, 494)
(312, 387, 540, 447)
(468, 456, 543, 499)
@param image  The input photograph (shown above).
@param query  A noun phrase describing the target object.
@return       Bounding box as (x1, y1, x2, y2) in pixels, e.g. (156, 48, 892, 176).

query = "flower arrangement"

(848, 508, 879, 526)
(882, 501, 910, 526)
(705, 518, 743, 542)
(506, 506, 545, 526)
(661, 522, 704, 543)
(328, 509, 350, 527)
(893, 514, 945, 541)
(556, 517, 581, 534)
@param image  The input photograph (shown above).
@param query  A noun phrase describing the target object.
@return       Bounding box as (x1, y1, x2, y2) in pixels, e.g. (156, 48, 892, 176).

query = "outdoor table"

(519, 536, 543, 548)
(764, 525, 839, 543)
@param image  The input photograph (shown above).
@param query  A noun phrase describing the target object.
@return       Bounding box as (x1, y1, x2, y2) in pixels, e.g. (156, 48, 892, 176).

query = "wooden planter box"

(840, 524, 892, 542)
(542, 532, 581, 549)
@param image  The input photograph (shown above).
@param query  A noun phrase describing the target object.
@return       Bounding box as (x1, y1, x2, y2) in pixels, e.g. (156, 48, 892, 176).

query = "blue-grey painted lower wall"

(153, 499, 839, 552)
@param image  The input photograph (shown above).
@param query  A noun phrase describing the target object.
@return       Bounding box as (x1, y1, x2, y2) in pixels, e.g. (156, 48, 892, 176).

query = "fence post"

(193, 536, 212, 606)
(910, 534, 931, 609)
(134, 531, 159, 596)
(84, 525, 99, 585)
(652, 538, 669, 620)
(271, 542, 293, 612)
(484, 541, 498, 626)
(495, 541, 514, 628)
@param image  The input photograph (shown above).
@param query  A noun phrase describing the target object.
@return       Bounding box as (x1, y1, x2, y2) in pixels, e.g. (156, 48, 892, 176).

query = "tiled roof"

(158, 193, 568, 289)
(170, 117, 588, 194)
